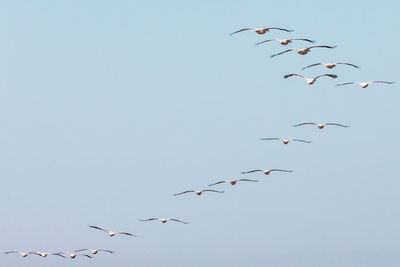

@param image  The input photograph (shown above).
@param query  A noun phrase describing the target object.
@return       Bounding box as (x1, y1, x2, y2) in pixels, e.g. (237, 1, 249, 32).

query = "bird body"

(53, 252, 92, 259)
(255, 38, 314, 46)
(336, 81, 395, 88)
(208, 178, 258, 187)
(4, 251, 29, 257)
(75, 249, 115, 255)
(174, 189, 224, 196)
(301, 62, 359, 70)
(140, 218, 189, 224)
(294, 122, 348, 129)
(260, 138, 311, 144)
(271, 45, 337, 58)
(89, 225, 136, 237)
(231, 27, 293, 36)
(241, 169, 293, 175)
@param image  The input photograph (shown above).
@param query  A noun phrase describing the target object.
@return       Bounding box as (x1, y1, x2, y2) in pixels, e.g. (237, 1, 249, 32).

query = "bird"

(255, 38, 314, 46)
(294, 122, 348, 129)
(241, 169, 293, 175)
(74, 249, 115, 255)
(208, 178, 258, 186)
(301, 62, 359, 70)
(89, 225, 136, 237)
(270, 45, 337, 58)
(29, 251, 50, 257)
(283, 73, 337, 84)
(336, 81, 395, 88)
(173, 189, 224, 196)
(4, 251, 30, 257)
(230, 27, 293, 35)
(259, 138, 311, 144)
(140, 218, 189, 224)
(53, 252, 92, 259)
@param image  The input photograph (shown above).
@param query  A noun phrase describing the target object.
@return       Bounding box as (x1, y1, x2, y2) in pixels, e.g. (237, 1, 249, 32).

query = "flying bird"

(74, 249, 115, 255)
(89, 225, 136, 237)
(283, 73, 337, 84)
(294, 122, 348, 129)
(4, 251, 31, 257)
(270, 45, 337, 58)
(230, 27, 293, 36)
(29, 251, 50, 257)
(336, 81, 395, 88)
(208, 178, 258, 186)
(260, 138, 311, 144)
(301, 62, 359, 70)
(140, 218, 189, 224)
(53, 252, 92, 259)
(241, 169, 293, 175)
(255, 38, 314, 46)
(173, 189, 224, 196)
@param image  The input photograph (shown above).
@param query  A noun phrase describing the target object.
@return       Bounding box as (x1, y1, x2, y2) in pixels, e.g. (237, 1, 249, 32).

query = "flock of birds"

(5, 25, 395, 263)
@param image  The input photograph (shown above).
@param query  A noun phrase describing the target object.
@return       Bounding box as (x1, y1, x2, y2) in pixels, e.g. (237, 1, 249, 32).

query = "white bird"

(301, 62, 359, 70)
(271, 45, 337, 58)
(294, 122, 348, 129)
(173, 189, 224, 196)
(336, 81, 395, 88)
(256, 38, 314, 46)
(89, 225, 136, 237)
(53, 252, 92, 259)
(208, 178, 258, 186)
(259, 138, 311, 144)
(241, 169, 292, 175)
(140, 218, 189, 224)
(230, 27, 293, 35)
(74, 249, 115, 255)
(29, 251, 50, 257)
(283, 73, 337, 84)
(4, 251, 31, 257)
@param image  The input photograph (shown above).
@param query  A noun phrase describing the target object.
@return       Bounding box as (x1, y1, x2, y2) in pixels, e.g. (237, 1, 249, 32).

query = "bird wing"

(169, 218, 189, 224)
(98, 249, 115, 253)
(74, 249, 88, 252)
(230, 28, 253, 35)
(336, 62, 360, 68)
(270, 49, 293, 58)
(268, 27, 293, 32)
(336, 82, 356, 86)
(241, 169, 263, 174)
(208, 181, 226, 186)
(255, 39, 276, 46)
(52, 252, 66, 258)
(259, 137, 280, 141)
(325, 123, 348, 128)
(4, 251, 18, 254)
(371, 81, 395, 84)
(89, 225, 108, 232)
(284, 73, 304, 79)
(270, 169, 293, 172)
(116, 232, 136, 237)
(173, 190, 194, 196)
(309, 45, 337, 49)
(301, 63, 322, 70)
(202, 189, 225, 193)
(293, 122, 317, 127)
(237, 178, 259, 182)
(292, 139, 311, 143)
(315, 74, 337, 80)
(77, 254, 92, 258)
(292, 38, 315, 43)
(140, 218, 159, 222)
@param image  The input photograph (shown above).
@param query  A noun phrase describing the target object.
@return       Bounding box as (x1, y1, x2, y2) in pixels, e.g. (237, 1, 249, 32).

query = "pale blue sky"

(1, 0, 399, 266)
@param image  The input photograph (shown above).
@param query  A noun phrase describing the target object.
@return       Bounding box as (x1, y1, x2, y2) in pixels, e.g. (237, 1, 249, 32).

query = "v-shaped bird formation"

(5, 24, 395, 263)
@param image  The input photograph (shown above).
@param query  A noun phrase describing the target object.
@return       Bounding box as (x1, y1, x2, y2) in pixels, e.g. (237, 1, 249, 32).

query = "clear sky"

(1, 0, 399, 266)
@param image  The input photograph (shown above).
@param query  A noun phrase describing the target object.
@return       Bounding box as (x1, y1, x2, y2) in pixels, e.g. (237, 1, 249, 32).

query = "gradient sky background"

(1, 0, 399, 266)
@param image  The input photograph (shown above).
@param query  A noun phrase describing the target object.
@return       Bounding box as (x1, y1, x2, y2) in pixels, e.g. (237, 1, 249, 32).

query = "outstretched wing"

(241, 170, 263, 174)
(255, 39, 276, 46)
(371, 81, 395, 85)
(98, 249, 115, 253)
(336, 82, 356, 87)
(202, 189, 225, 193)
(89, 225, 108, 232)
(237, 178, 259, 182)
(301, 63, 322, 70)
(208, 181, 226, 186)
(315, 74, 337, 80)
(270, 169, 293, 172)
(292, 139, 311, 143)
(309, 45, 337, 49)
(294, 122, 317, 127)
(268, 27, 293, 32)
(284, 73, 305, 79)
(173, 190, 194, 196)
(140, 218, 159, 222)
(325, 123, 348, 128)
(116, 232, 136, 237)
(259, 137, 280, 141)
(78, 254, 92, 258)
(52, 252, 66, 258)
(4, 251, 18, 254)
(169, 218, 190, 224)
(336, 62, 360, 68)
(270, 49, 293, 58)
(230, 28, 253, 36)
(74, 249, 89, 252)
(292, 38, 315, 43)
